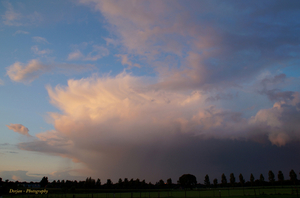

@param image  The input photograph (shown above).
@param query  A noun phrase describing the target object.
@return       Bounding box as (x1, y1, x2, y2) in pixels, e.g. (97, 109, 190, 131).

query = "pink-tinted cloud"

(68, 45, 109, 61)
(18, 73, 300, 181)
(0, 170, 40, 182)
(6, 59, 95, 84)
(116, 54, 140, 68)
(78, 0, 300, 92)
(6, 124, 31, 136)
(2, 2, 42, 26)
(6, 59, 48, 83)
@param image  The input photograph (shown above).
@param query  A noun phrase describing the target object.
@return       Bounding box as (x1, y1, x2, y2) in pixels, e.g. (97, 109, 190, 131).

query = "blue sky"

(1, 0, 300, 183)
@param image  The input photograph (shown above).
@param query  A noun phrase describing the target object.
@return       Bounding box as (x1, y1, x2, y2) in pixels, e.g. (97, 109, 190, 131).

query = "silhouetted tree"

(239, 174, 245, 186)
(123, 178, 129, 188)
(289, 169, 297, 185)
(278, 171, 284, 186)
(268, 171, 275, 185)
(141, 180, 146, 189)
(221, 174, 227, 187)
(239, 174, 245, 195)
(259, 174, 264, 186)
(178, 174, 197, 189)
(85, 177, 95, 188)
(40, 176, 48, 188)
(230, 173, 235, 187)
(204, 175, 210, 187)
(96, 178, 101, 188)
(135, 179, 141, 188)
(51, 180, 57, 188)
(213, 178, 218, 187)
(158, 179, 164, 187)
(167, 178, 172, 186)
(107, 179, 112, 185)
(61, 180, 65, 188)
(250, 174, 254, 186)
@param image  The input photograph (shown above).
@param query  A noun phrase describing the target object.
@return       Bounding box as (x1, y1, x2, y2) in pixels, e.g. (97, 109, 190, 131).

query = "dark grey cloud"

(257, 74, 296, 102)
(205, 92, 238, 102)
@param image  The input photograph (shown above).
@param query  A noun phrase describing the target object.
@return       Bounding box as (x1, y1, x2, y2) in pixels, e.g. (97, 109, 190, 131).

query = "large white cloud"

(19, 73, 300, 181)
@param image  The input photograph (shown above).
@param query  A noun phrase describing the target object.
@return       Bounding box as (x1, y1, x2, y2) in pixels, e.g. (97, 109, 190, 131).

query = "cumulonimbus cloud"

(18, 73, 300, 181)
(6, 124, 31, 136)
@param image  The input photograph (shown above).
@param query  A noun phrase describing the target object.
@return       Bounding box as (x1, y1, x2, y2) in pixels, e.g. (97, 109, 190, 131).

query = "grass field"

(4, 186, 299, 198)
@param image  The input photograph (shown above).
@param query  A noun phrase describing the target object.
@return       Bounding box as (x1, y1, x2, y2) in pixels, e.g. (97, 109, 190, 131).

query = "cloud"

(0, 170, 40, 182)
(2, 2, 22, 26)
(254, 73, 297, 102)
(6, 59, 49, 83)
(31, 46, 52, 55)
(13, 30, 30, 35)
(0, 78, 4, 85)
(68, 44, 109, 61)
(6, 124, 31, 136)
(79, 0, 300, 91)
(116, 54, 141, 68)
(205, 92, 238, 102)
(32, 37, 49, 44)
(68, 50, 84, 60)
(249, 92, 300, 146)
(6, 59, 96, 84)
(18, 73, 300, 181)
(2, 2, 42, 26)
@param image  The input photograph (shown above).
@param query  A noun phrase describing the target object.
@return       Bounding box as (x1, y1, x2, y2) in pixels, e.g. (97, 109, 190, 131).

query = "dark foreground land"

(3, 186, 300, 198)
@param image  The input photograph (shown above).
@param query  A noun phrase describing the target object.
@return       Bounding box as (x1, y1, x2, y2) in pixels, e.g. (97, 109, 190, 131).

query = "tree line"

(0, 169, 299, 192)
(203, 169, 298, 188)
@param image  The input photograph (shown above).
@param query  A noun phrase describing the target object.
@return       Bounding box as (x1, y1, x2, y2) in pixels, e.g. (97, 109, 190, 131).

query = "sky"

(1, 0, 300, 184)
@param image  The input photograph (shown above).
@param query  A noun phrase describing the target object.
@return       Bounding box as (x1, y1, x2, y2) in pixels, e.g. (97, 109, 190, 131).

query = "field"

(4, 186, 299, 198)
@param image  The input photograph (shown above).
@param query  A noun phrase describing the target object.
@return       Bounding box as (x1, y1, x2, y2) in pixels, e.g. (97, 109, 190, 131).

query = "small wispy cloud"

(67, 50, 84, 60)
(31, 46, 52, 55)
(0, 78, 4, 85)
(32, 37, 49, 44)
(68, 44, 109, 61)
(13, 30, 30, 36)
(2, 2, 22, 26)
(6, 59, 96, 84)
(116, 54, 141, 69)
(2, 2, 42, 26)
(6, 124, 31, 137)
(0, 170, 40, 182)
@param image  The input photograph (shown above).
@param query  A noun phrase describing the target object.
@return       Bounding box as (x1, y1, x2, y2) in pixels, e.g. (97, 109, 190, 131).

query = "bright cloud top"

(6, 124, 31, 136)
(2, 0, 300, 182)
(19, 73, 300, 181)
